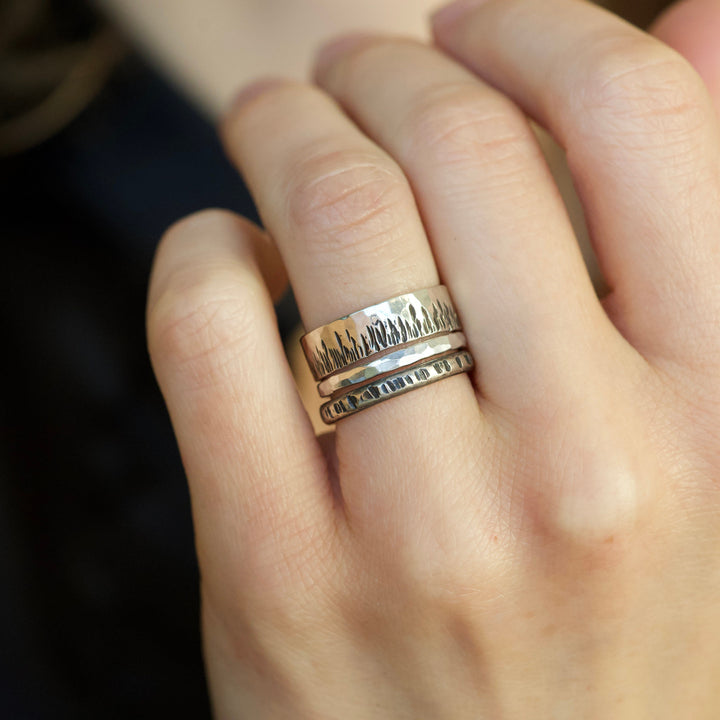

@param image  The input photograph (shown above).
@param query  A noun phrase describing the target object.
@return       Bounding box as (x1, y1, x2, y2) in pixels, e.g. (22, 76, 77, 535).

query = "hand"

(146, 0, 720, 716)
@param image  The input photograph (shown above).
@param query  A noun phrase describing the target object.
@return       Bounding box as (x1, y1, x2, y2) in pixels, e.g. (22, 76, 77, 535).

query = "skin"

(146, 0, 720, 717)
(94, 0, 439, 116)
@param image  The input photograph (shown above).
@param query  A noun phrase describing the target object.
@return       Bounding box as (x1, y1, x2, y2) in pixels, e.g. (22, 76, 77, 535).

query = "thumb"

(649, 0, 720, 114)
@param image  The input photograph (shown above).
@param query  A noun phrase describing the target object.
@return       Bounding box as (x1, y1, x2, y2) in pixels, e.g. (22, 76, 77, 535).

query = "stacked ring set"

(300, 286, 475, 423)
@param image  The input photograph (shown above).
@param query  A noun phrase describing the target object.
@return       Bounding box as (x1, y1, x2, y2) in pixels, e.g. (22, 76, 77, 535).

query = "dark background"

(1, 3, 297, 717)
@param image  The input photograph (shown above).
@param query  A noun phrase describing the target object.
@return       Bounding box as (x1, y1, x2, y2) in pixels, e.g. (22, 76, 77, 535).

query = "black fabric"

(1, 53, 298, 720)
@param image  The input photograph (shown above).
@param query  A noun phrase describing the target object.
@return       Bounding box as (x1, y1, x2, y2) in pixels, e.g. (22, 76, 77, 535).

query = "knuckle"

(577, 37, 709, 143)
(550, 443, 641, 547)
(162, 207, 240, 244)
(222, 81, 303, 138)
(525, 398, 649, 550)
(148, 263, 260, 388)
(402, 83, 534, 170)
(229, 524, 340, 639)
(334, 35, 401, 75)
(149, 209, 266, 385)
(255, 527, 337, 608)
(285, 146, 411, 252)
(207, 562, 337, 678)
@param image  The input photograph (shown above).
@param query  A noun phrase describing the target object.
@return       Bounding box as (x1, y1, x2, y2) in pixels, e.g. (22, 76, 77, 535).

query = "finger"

(650, 0, 720, 114)
(314, 36, 619, 413)
(221, 80, 485, 531)
(147, 209, 335, 608)
(432, 0, 720, 367)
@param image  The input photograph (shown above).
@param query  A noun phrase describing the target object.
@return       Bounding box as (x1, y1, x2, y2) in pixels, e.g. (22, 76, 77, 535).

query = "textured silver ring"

(320, 349, 474, 424)
(300, 286, 461, 381)
(317, 331, 467, 398)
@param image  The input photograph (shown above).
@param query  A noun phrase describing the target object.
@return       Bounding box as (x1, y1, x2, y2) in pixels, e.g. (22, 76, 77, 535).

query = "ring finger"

(221, 80, 485, 527)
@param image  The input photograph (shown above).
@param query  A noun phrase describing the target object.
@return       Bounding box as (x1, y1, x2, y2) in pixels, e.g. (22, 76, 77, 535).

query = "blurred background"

(0, 0, 673, 717)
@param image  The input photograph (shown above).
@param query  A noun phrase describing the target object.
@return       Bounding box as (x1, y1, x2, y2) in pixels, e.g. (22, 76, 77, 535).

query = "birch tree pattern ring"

(300, 286, 462, 381)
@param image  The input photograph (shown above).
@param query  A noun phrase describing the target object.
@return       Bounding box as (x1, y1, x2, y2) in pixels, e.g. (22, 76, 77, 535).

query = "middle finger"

(314, 37, 625, 415)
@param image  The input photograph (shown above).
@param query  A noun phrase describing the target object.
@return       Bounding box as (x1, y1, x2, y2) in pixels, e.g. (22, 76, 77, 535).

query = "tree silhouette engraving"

(309, 298, 460, 379)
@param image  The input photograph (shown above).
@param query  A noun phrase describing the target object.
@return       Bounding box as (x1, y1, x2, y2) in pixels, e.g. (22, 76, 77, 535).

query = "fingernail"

(431, 0, 490, 30)
(314, 33, 377, 79)
(227, 77, 289, 114)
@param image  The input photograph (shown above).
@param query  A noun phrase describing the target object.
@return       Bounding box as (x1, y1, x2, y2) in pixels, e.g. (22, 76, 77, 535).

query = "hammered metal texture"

(320, 349, 474, 424)
(317, 331, 467, 397)
(301, 286, 461, 380)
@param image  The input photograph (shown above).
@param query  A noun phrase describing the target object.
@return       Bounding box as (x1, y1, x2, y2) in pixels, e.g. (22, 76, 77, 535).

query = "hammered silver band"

(317, 331, 467, 398)
(319, 349, 474, 424)
(300, 286, 461, 381)
(300, 286, 474, 424)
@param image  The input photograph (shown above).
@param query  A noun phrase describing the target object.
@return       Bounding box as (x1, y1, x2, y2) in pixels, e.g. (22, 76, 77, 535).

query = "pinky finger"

(146, 209, 334, 611)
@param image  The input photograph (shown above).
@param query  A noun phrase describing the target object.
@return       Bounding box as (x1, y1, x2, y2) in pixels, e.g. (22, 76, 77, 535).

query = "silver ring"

(317, 331, 467, 397)
(300, 286, 461, 380)
(320, 349, 474, 424)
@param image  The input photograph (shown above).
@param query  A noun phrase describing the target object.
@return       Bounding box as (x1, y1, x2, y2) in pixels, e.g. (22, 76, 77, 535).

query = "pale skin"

(93, 0, 440, 116)
(146, 0, 720, 717)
